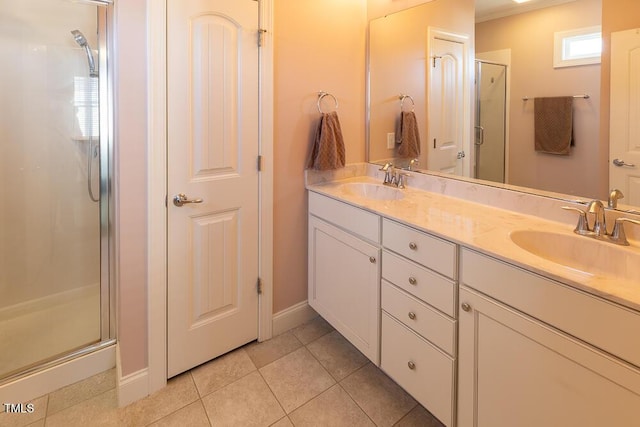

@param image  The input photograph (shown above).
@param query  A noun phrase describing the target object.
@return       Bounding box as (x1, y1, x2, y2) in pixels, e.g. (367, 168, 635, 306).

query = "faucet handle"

(609, 217, 640, 246)
(397, 172, 410, 189)
(561, 206, 591, 235)
(379, 162, 393, 171)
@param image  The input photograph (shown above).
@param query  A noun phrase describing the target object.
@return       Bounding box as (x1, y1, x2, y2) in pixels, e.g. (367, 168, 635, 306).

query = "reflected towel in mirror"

(534, 96, 574, 155)
(306, 111, 346, 170)
(397, 111, 421, 158)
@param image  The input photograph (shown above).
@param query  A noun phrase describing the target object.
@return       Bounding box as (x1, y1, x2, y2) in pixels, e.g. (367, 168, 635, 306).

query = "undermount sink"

(340, 182, 404, 201)
(509, 229, 640, 280)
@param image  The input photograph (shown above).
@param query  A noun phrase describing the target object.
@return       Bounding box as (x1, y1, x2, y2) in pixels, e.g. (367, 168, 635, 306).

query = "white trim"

(116, 343, 149, 407)
(258, 0, 274, 342)
(0, 345, 115, 404)
(145, 0, 274, 397)
(272, 301, 318, 337)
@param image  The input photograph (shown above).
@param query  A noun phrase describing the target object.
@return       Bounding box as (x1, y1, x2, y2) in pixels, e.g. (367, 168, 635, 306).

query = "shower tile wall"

(0, 0, 101, 378)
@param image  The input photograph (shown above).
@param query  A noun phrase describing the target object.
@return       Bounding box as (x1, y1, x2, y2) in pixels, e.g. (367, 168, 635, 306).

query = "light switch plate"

(387, 132, 395, 149)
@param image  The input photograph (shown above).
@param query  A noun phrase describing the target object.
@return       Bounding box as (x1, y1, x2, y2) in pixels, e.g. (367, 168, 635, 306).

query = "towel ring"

(399, 94, 415, 112)
(317, 91, 338, 114)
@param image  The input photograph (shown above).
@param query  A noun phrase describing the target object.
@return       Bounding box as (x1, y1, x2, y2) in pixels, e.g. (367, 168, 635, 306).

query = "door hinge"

(258, 29, 267, 47)
(432, 55, 441, 68)
(433, 138, 437, 149)
(257, 277, 263, 295)
(257, 155, 263, 171)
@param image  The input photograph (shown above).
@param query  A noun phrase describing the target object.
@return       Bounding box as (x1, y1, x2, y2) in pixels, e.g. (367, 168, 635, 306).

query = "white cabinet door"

(308, 215, 381, 364)
(458, 286, 640, 427)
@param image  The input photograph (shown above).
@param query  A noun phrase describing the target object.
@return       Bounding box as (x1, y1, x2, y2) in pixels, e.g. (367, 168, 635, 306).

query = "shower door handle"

(474, 126, 485, 146)
(173, 193, 204, 207)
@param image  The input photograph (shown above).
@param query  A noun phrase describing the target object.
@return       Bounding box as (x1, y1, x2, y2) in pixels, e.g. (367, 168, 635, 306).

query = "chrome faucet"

(587, 200, 607, 237)
(379, 163, 396, 186)
(408, 158, 420, 171)
(608, 189, 624, 209)
(563, 200, 639, 246)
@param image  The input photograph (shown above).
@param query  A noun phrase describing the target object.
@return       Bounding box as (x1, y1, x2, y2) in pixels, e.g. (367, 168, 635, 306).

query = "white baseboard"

(272, 300, 318, 336)
(116, 344, 149, 407)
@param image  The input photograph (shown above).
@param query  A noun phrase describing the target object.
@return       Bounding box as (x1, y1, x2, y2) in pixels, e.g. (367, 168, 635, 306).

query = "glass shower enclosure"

(474, 60, 507, 183)
(0, 0, 113, 383)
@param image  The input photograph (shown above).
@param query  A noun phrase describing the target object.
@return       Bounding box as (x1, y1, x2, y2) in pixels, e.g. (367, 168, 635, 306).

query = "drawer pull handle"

(407, 361, 416, 370)
(409, 242, 418, 250)
(461, 302, 471, 312)
(369, 256, 376, 264)
(408, 312, 416, 320)
(408, 277, 417, 285)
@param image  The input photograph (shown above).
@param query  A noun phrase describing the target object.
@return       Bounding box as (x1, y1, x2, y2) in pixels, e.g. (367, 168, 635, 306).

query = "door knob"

(173, 193, 203, 207)
(613, 158, 636, 168)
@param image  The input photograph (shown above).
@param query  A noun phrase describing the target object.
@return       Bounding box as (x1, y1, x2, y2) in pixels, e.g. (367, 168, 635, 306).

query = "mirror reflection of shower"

(71, 29, 100, 202)
(474, 60, 507, 184)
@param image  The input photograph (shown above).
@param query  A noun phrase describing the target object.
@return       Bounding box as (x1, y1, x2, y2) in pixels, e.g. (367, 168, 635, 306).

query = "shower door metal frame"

(98, 2, 116, 342)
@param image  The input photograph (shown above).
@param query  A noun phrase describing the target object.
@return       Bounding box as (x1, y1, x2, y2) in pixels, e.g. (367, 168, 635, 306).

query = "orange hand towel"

(306, 111, 346, 170)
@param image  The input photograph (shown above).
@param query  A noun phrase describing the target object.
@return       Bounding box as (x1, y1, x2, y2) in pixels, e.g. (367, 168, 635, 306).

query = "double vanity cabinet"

(308, 184, 640, 427)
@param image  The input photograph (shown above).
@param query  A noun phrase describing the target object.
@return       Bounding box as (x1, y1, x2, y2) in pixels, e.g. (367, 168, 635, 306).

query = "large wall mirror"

(367, 0, 640, 210)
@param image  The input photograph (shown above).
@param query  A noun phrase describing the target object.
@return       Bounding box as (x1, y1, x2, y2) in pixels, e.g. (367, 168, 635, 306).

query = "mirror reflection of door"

(475, 61, 507, 183)
(609, 28, 640, 205)
(428, 35, 466, 175)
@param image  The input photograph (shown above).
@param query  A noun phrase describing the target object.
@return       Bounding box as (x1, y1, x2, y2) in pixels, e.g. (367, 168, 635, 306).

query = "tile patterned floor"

(0, 317, 445, 427)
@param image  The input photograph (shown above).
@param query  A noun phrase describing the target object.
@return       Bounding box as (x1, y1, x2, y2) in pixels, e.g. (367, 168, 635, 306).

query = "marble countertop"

(307, 175, 640, 312)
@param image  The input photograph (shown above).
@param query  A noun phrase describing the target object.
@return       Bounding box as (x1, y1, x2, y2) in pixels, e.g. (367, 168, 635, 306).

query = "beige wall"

(273, 0, 367, 312)
(476, 0, 602, 199)
(115, 0, 149, 375)
(367, 0, 435, 20)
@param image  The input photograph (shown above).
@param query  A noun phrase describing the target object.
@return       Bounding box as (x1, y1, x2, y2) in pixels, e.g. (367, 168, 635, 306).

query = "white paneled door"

(610, 28, 640, 206)
(167, 0, 260, 378)
(428, 34, 466, 176)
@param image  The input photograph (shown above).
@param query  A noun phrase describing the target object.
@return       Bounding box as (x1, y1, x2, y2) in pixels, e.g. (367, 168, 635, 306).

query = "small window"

(553, 26, 602, 68)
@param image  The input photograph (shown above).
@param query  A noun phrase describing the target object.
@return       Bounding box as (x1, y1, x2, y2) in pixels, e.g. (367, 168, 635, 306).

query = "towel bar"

(399, 94, 415, 112)
(317, 91, 338, 114)
(522, 94, 589, 101)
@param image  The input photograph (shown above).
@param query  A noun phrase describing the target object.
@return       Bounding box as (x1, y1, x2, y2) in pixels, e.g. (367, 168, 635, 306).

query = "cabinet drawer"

(382, 219, 456, 279)
(461, 248, 640, 368)
(381, 313, 454, 427)
(382, 250, 456, 318)
(309, 192, 380, 243)
(382, 281, 456, 356)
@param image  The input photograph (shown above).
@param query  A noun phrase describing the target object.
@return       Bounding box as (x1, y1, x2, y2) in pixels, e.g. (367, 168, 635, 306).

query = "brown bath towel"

(534, 96, 574, 155)
(396, 111, 421, 158)
(306, 111, 346, 170)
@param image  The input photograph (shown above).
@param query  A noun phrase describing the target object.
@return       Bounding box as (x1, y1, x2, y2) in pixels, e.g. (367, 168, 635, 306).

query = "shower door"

(475, 61, 507, 183)
(0, 0, 111, 381)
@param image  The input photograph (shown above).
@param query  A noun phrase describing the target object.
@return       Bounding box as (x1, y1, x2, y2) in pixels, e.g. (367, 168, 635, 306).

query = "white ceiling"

(475, 0, 578, 23)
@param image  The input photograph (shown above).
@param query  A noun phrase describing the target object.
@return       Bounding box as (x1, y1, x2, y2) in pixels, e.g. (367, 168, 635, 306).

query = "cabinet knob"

(408, 312, 416, 320)
(409, 242, 418, 250)
(461, 302, 471, 312)
(408, 277, 417, 285)
(369, 256, 376, 264)
(407, 361, 416, 370)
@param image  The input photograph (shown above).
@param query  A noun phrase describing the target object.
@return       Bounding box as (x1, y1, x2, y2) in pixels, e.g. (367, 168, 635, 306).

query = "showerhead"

(71, 30, 88, 47)
(71, 29, 98, 78)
